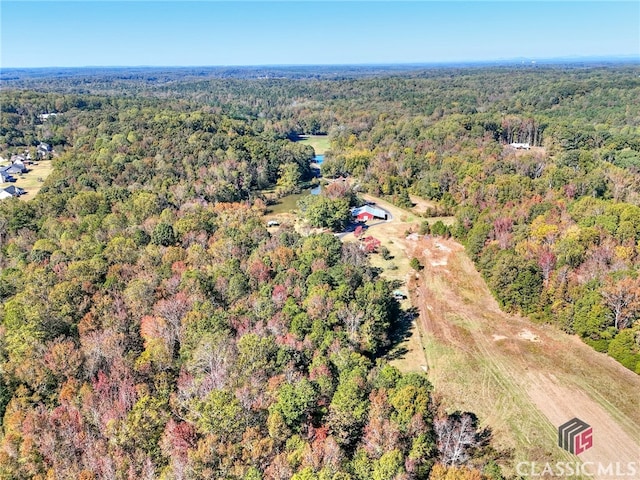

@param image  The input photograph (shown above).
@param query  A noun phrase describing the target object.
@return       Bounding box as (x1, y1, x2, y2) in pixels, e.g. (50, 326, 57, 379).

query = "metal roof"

(352, 205, 386, 218)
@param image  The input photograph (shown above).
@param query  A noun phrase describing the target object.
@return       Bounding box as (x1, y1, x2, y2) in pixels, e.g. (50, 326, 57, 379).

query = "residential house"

(37, 143, 52, 158)
(3, 163, 27, 175)
(39, 113, 59, 121)
(3, 185, 25, 197)
(0, 170, 16, 183)
(510, 142, 530, 150)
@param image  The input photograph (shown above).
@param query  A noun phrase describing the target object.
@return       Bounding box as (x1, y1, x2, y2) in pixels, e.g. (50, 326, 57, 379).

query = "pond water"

(266, 155, 323, 215)
(267, 185, 321, 215)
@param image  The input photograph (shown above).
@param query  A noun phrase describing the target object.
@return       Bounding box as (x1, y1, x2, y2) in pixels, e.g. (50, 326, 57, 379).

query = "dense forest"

(1, 64, 639, 478)
(0, 78, 499, 479)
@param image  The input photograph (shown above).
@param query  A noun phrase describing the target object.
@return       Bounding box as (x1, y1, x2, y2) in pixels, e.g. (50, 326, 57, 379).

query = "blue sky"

(1, 1, 638, 68)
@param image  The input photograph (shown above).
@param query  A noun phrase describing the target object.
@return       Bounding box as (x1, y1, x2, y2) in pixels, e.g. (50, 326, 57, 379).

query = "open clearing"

(297, 134, 330, 155)
(350, 194, 640, 478)
(0, 160, 54, 201)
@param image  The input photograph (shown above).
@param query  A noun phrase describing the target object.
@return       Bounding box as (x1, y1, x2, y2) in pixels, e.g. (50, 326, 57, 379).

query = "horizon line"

(3, 55, 640, 71)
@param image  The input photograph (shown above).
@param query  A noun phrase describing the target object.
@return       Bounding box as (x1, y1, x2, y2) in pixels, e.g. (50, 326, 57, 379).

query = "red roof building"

(352, 205, 387, 221)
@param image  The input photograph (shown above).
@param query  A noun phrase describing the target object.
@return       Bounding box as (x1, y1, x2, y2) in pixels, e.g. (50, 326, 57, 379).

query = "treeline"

(0, 91, 501, 479)
(5, 65, 639, 147)
(3, 66, 640, 374)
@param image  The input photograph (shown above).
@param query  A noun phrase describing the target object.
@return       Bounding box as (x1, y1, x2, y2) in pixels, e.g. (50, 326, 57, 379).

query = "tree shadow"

(343, 221, 366, 234)
(382, 306, 419, 361)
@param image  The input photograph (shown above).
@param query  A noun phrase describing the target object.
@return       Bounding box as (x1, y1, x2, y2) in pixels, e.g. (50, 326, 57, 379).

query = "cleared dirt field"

(409, 238, 640, 475)
(409, 194, 436, 214)
(354, 194, 640, 478)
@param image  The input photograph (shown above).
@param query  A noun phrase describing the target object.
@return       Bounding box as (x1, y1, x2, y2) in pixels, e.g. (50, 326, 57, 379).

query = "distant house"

(0, 190, 13, 200)
(510, 142, 530, 150)
(352, 205, 388, 221)
(3, 163, 27, 175)
(266, 220, 280, 227)
(3, 185, 25, 197)
(39, 113, 59, 121)
(0, 170, 16, 183)
(37, 143, 52, 158)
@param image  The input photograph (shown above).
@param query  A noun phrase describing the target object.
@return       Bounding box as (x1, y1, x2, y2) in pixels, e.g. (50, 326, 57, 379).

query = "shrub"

(410, 257, 422, 271)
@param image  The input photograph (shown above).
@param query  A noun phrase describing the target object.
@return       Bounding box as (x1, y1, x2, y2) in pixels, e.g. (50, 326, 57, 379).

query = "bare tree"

(337, 305, 364, 344)
(0, 216, 8, 248)
(341, 241, 368, 267)
(602, 277, 640, 330)
(188, 334, 236, 396)
(492, 217, 513, 250)
(537, 247, 556, 285)
(434, 412, 482, 466)
(153, 291, 193, 351)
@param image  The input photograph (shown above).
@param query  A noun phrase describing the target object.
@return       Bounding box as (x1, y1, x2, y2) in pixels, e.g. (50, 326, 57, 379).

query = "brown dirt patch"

(526, 372, 639, 468)
(517, 329, 540, 342)
(409, 194, 436, 215)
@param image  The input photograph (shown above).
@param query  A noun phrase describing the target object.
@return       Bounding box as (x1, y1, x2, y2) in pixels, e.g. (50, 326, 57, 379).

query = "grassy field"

(408, 238, 640, 477)
(297, 135, 330, 155)
(0, 160, 54, 200)
(347, 193, 640, 479)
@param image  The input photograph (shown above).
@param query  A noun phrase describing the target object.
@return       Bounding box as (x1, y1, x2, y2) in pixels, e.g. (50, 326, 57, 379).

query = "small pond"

(267, 185, 321, 215)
